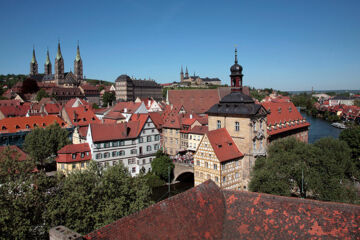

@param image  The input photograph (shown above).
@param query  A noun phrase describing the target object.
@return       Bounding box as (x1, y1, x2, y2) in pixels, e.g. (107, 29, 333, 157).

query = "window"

(130, 149, 137, 154)
(154, 144, 159, 150)
(119, 141, 125, 146)
(205, 162, 208, 168)
(253, 122, 257, 131)
(253, 140, 256, 150)
(147, 136, 152, 142)
(235, 172, 239, 179)
(194, 143, 196, 148)
(86, 152, 89, 156)
(189, 135, 192, 140)
(118, 150, 125, 156)
(197, 160, 200, 166)
(139, 137, 144, 143)
(217, 120, 221, 129)
(128, 158, 135, 164)
(61, 164, 64, 169)
(104, 152, 110, 158)
(189, 143, 192, 148)
(147, 145, 152, 151)
(214, 164, 217, 170)
(113, 161, 117, 166)
(81, 162, 85, 168)
(112, 151, 117, 157)
(81, 152, 85, 158)
(155, 135, 160, 141)
(260, 120, 263, 130)
(72, 164, 76, 169)
(142, 159, 146, 164)
(223, 176, 226, 182)
(235, 121, 240, 131)
(152, 129, 154, 133)
(215, 176, 219, 182)
(200, 172, 204, 178)
(207, 174, 211, 179)
(96, 153, 102, 159)
(260, 139, 263, 148)
(104, 142, 110, 148)
(195, 171, 199, 177)
(72, 153, 76, 159)
(132, 167, 136, 173)
(112, 141, 118, 147)
(95, 143, 101, 149)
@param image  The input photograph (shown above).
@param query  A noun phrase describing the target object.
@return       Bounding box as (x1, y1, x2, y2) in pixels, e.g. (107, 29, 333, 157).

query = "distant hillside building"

(180, 66, 221, 86)
(115, 75, 162, 102)
(29, 42, 84, 87)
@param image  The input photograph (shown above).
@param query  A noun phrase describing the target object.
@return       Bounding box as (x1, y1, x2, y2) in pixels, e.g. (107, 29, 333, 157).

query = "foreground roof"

(0, 115, 66, 133)
(84, 180, 360, 239)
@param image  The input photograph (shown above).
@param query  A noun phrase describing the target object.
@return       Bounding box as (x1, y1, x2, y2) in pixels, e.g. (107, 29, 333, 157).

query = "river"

(300, 111, 343, 143)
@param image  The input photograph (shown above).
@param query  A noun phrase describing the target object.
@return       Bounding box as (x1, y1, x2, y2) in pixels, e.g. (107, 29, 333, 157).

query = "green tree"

(92, 103, 99, 109)
(339, 126, 360, 179)
(102, 91, 116, 107)
(0, 147, 55, 239)
(354, 99, 360, 107)
(24, 123, 70, 167)
(151, 150, 174, 182)
(45, 162, 153, 234)
(249, 137, 358, 203)
(36, 88, 49, 102)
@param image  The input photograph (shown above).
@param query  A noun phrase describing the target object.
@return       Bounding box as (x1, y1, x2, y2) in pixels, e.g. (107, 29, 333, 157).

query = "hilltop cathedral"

(29, 42, 84, 87)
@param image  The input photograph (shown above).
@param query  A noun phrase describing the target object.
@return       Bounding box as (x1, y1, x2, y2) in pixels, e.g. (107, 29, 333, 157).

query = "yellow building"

(188, 126, 208, 151)
(56, 143, 91, 175)
(194, 128, 244, 190)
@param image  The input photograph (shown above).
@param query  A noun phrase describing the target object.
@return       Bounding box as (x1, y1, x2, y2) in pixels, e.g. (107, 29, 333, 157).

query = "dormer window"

(16, 125, 20, 129)
(33, 123, 37, 127)
(26, 124, 30, 129)
(228, 142, 232, 146)
(2, 126, 6, 130)
(218, 144, 222, 148)
(278, 107, 281, 113)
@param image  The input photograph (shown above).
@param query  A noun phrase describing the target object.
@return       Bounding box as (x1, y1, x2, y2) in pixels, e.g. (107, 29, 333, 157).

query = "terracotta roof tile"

(0, 115, 66, 133)
(207, 128, 243, 162)
(84, 180, 360, 239)
(0, 145, 28, 161)
(189, 125, 208, 135)
(65, 106, 100, 127)
(56, 143, 91, 163)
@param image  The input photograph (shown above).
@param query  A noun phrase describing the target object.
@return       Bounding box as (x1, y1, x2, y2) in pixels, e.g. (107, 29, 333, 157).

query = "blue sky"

(0, 0, 359, 91)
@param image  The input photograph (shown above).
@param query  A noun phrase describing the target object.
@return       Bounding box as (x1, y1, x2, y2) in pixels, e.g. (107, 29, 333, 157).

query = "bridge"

(173, 162, 194, 183)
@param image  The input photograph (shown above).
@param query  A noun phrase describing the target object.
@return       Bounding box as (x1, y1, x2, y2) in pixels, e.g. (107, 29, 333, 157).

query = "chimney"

(170, 104, 173, 110)
(190, 114, 193, 119)
(124, 108, 127, 113)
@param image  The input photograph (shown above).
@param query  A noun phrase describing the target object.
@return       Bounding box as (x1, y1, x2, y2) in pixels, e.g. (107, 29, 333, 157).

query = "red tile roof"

(65, 106, 100, 127)
(84, 180, 360, 239)
(102, 111, 125, 120)
(0, 99, 21, 107)
(167, 88, 231, 114)
(90, 115, 149, 142)
(0, 115, 66, 133)
(0, 105, 30, 118)
(44, 103, 61, 114)
(189, 125, 208, 135)
(148, 112, 163, 130)
(56, 143, 91, 163)
(262, 101, 310, 136)
(0, 145, 28, 161)
(65, 98, 89, 108)
(111, 102, 142, 113)
(206, 128, 243, 162)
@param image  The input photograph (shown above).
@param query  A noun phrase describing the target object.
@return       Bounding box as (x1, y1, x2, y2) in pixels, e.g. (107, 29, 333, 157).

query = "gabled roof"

(148, 112, 163, 130)
(64, 106, 100, 127)
(65, 98, 89, 108)
(167, 88, 231, 114)
(262, 101, 310, 136)
(0, 145, 28, 161)
(90, 115, 149, 142)
(0, 115, 66, 133)
(56, 143, 91, 163)
(0, 104, 30, 118)
(206, 128, 243, 162)
(103, 111, 125, 120)
(111, 102, 142, 113)
(84, 180, 360, 239)
(0, 99, 21, 107)
(44, 103, 61, 114)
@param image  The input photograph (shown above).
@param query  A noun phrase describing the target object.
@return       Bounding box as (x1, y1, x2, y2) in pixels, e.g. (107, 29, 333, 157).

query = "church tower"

(55, 41, 64, 83)
(185, 66, 189, 79)
(44, 48, 52, 75)
(230, 48, 243, 92)
(180, 66, 184, 82)
(74, 42, 83, 81)
(30, 47, 38, 76)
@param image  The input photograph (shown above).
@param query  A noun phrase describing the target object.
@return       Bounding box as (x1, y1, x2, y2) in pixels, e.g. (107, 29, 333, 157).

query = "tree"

(354, 99, 360, 107)
(339, 126, 360, 179)
(24, 123, 70, 167)
(249, 137, 358, 203)
(102, 91, 115, 107)
(0, 147, 55, 239)
(151, 150, 174, 182)
(45, 162, 153, 234)
(36, 88, 49, 102)
(92, 103, 99, 109)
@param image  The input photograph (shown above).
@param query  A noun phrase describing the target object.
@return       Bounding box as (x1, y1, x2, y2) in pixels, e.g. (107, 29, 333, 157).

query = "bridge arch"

(173, 162, 194, 183)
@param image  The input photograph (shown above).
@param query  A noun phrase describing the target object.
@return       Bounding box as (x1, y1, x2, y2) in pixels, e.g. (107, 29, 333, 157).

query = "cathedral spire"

(56, 41, 63, 60)
(185, 66, 189, 78)
(45, 48, 51, 65)
(181, 65, 183, 74)
(31, 46, 37, 64)
(75, 41, 81, 61)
